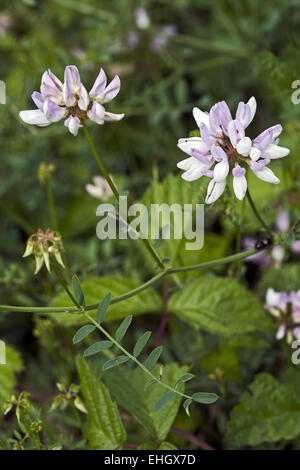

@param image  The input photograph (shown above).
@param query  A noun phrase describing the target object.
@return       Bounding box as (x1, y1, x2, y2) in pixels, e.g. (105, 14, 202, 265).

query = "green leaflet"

(0, 345, 23, 417)
(76, 356, 126, 450)
(97, 293, 111, 324)
(133, 331, 152, 358)
(154, 392, 175, 412)
(73, 325, 96, 344)
(169, 276, 272, 336)
(49, 276, 163, 326)
(83, 341, 113, 357)
(192, 392, 219, 404)
(72, 275, 85, 306)
(115, 315, 132, 342)
(226, 372, 300, 447)
(145, 346, 163, 371)
(103, 356, 129, 370)
(104, 363, 188, 441)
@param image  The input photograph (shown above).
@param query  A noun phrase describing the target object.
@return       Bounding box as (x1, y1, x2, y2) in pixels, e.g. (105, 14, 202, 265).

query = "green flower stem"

(81, 120, 165, 270)
(246, 189, 273, 239)
(0, 248, 257, 314)
(45, 179, 58, 230)
(68, 398, 88, 440)
(84, 311, 192, 401)
(21, 414, 41, 450)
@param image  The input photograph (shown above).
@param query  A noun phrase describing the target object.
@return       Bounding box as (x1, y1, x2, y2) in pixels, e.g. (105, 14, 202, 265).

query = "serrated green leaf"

(97, 293, 111, 324)
(169, 276, 272, 335)
(104, 363, 188, 441)
(183, 398, 192, 416)
(133, 331, 152, 357)
(175, 373, 195, 389)
(226, 372, 300, 447)
(154, 392, 175, 412)
(72, 275, 85, 306)
(76, 356, 126, 450)
(0, 346, 23, 418)
(103, 356, 129, 371)
(73, 325, 96, 344)
(115, 315, 132, 342)
(83, 341, 113, 357)
(145, 346, 163, 371)
(192, 392, 219, 404)
(49, 276, 163, 326)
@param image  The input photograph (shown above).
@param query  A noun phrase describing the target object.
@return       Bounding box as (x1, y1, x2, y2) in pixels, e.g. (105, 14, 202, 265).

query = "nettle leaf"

(169, 276, 272, 336)
(226, 372, 300, 447)
(175, 373, 195, 389)
(133, 331, 152, 358)
(199, 345, 241, 383)
(145, 346, 163, 371)
(115, 315, 132, 342)
(154, 392, 175, 412)
(103, 356, 129, 371)
(83, 341, 113, 357)
(76, 356, 126, 450)
(104, 363, 188, 441)
(97, 293, 111, 324)
(49, 276, 163, 326)
(73, 325, 96, 344)
(72, 275, 85, 306)
(0, 345, 23, 417)
(192, 392, 219, 404)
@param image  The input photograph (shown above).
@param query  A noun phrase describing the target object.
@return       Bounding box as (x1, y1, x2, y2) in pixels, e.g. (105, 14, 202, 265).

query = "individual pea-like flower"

(19, 66, 124, 136)
(23, 228, 65, 274)
(85, 175, 114, 201)
(177, 97, 290, 204)
(265, 288, 300, 344)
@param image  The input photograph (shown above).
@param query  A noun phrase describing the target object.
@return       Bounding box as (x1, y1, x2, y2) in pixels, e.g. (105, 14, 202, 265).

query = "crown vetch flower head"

(177, 97, 290, 204)
(23, 228, 65, 275)
(265, 288, 300, 344)
(19, 66, 124, 136)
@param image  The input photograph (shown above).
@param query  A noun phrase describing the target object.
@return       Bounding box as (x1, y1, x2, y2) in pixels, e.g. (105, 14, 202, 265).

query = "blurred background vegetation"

(1, 0, 300, 450)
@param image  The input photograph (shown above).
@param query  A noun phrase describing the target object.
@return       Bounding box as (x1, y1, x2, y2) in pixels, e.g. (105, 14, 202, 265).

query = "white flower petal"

(233, 174, 247, 200)
(236, 136, 252, 156)
(181, 165, 205, 182)
(266, 287, 280, 307)
(247, 96, 257, 124)
(249, 147, 261, 161)
(177, 157, 197, 171)
(103, 112, 125, 122)
(262, 143, 290, 159)
(213, 159, 229, 183)
(205, 179, 226, 204)
(192, 107, 211, 132)
(177, 137, 209, 155)
(19, 110, 51, 127)
(276, 324, 286, 340)
(253, 166, 280, 184)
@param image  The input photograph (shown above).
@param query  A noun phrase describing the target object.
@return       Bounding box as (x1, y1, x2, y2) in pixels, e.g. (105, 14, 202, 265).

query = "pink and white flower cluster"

(19, 66, 124, 136)
(266, 288, 300, 343)
(177, 98, 290, 204)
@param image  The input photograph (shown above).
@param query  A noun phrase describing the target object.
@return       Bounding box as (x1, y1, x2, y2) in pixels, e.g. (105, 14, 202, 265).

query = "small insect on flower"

(265, 288, 300, 344)
(177, 98, 290, 204)
(85, 175, 114, 201)
(23, 228, 65, 275)
(19, 66, 124, 136)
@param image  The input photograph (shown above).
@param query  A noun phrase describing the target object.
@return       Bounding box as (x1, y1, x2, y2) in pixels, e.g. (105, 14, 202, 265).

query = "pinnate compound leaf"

(76, 356, 126, 450)
(115, 315, 132, 342)
(83, 341, 113, 357)
(73, 325, 96, 344)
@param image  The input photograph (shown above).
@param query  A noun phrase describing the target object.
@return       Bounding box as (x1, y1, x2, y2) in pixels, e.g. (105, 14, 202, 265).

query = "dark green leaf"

(103, 356, 129, 371)
(72, 275, 85, 306)
(192, 392, 219, 404)
(175, 373, 194, 389)
(115, 315, 132, 342)
(72, 325, 96, 344)
(183, 398, 192, 416)
(97, 293, 111, 323)
(83, 341, 113, 357)
(154, 392, 175, 412)
(133, 331, 152, 357)
(145, 346, 163, 371)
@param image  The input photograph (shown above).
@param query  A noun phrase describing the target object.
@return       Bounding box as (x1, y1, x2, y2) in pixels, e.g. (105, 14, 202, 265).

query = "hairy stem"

(246, 189, 273, 238)
(0, 248, 257, 313)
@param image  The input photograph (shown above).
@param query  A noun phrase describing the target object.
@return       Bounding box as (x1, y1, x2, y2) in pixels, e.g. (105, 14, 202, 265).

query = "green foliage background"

(1, 0, 300, 450)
